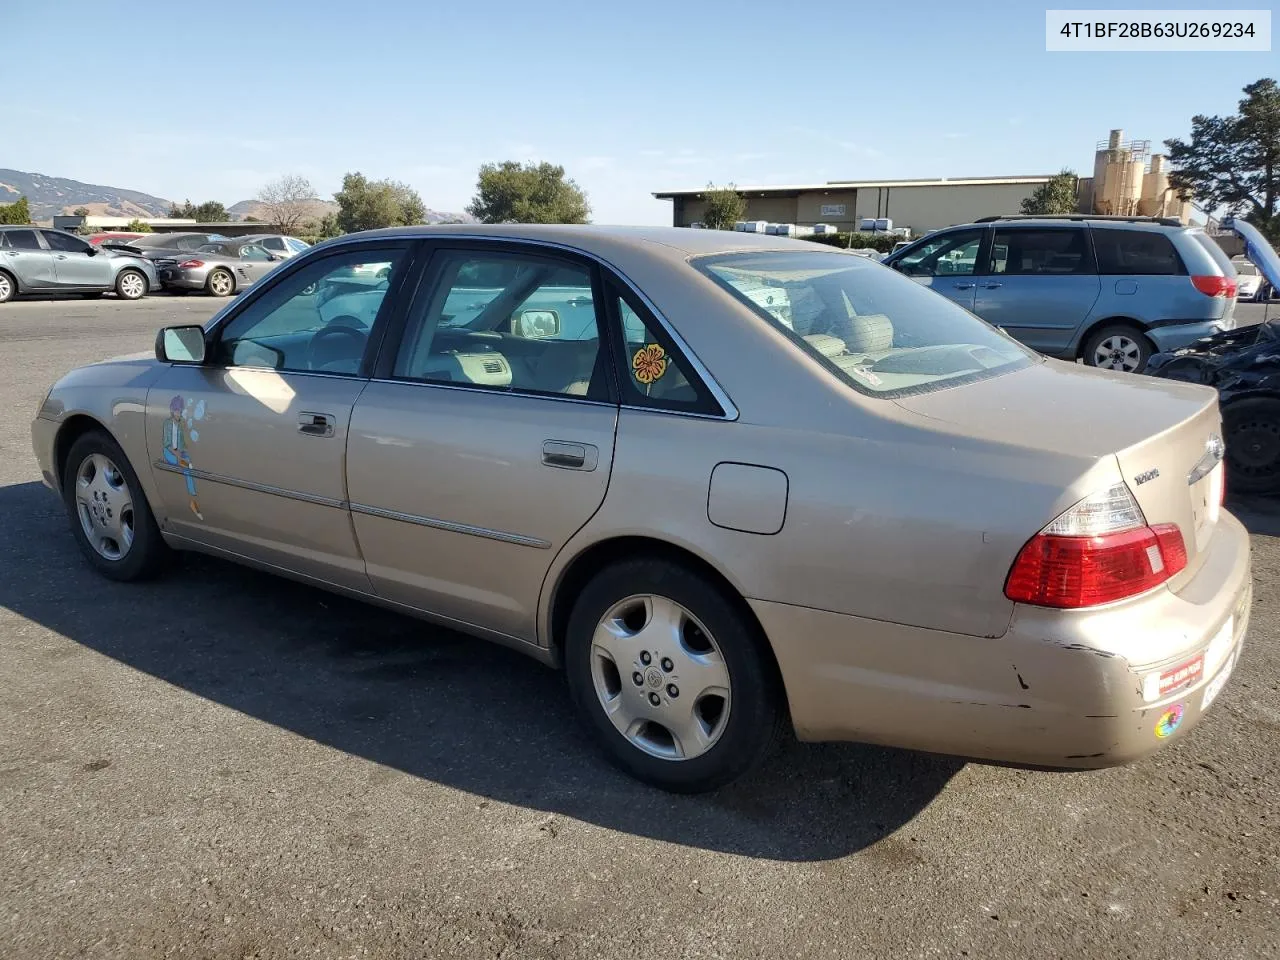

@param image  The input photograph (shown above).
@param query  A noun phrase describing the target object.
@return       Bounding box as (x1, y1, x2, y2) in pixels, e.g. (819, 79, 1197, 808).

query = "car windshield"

(695, 250, 1035, 398)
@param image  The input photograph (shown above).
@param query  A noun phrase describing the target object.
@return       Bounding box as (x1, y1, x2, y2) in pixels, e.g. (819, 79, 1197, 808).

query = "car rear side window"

(609, 283, 721, 415)
(1093, 229, 1185, 275)
(1191, 233, 1237, 276)
(990, 229, 1093, 275)
(2, 229, 42, 251)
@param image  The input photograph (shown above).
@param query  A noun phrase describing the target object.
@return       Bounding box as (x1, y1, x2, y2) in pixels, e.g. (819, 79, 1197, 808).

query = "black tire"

(115, 269, 148, 300)
(564, 557, 784, 793)
(1223, 397, 1280, 496)
(62, 430, 168, 582)
(1082, 323, 1153, 373)
(206, 268, 235, 297)
(0, 269, 16, 303)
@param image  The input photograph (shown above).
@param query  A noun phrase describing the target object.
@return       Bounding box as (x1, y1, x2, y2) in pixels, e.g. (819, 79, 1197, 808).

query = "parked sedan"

(101, 232, 228, 265)
(238, 233, 311, 259)
(155, 240, 285, 296)
(1231, 258, 1264, 301)
(32, 224, 1250, 792)
(0, 226, 158, 303)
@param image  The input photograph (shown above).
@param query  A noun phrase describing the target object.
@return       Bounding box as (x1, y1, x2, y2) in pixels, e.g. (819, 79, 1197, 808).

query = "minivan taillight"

(1191, 275, 1237, 298)
(1005, 483, 1188, 608)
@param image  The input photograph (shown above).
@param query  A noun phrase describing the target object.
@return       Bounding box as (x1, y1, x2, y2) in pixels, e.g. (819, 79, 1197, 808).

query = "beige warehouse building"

(654, 175, 1056, 236)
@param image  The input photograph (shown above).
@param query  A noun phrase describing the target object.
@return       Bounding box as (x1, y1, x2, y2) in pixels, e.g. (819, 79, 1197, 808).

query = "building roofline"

(653, 175, 1056, 199)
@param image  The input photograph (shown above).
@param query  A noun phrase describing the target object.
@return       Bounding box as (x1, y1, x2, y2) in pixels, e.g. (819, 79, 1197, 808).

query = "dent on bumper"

(1148, 321, 1230, 352)
(753, 512, 1252, 769)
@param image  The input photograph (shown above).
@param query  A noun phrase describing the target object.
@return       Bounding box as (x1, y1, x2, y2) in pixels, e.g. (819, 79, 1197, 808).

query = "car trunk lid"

(894, 360, 1224, 587)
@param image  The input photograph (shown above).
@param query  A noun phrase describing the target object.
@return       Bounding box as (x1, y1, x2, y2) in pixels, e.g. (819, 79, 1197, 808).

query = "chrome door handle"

(982, 282, 1003, 289)
(297, 411, 335, 437)
(952, 282, 975, 290)
(542, 439, 598, 471)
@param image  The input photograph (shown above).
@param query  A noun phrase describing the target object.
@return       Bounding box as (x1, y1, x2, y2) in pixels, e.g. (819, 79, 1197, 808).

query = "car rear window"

(1191, 233, 1237, 276)
(1092, 229, 1185, 275)
(695, 250, 1034, 399)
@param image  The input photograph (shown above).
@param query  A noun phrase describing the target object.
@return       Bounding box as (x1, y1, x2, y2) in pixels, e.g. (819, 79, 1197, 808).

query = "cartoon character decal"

(631, 343, 668, 393)
(162, 395, 205, 520)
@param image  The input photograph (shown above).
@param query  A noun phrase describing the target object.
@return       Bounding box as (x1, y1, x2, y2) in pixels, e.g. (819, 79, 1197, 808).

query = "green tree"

(334, 173, 427, 233)
(124, 219, 153, 233)
(1020, 169, 1079, 215)
(466, 161, 590, 224)
(701, 183, 746, 229)
(168, 199, 228, 222)
(72, 206, 90, 217)
(1166, 77, 1280, 243)
(0, 196, 31, 224)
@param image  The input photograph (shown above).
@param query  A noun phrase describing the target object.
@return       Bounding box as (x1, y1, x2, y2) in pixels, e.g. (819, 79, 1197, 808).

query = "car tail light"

(178, 259, 204, 269)
(1005, 483, 1188, 608)
(1191, 275, 1237, 298)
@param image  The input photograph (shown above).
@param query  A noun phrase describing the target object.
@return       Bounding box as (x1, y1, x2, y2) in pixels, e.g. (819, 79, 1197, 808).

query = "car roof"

(320, 223, 815, 259)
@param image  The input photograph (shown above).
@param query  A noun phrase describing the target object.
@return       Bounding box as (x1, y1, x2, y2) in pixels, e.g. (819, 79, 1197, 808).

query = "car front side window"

(42, 231, 92, 254)
(214, 247, 407, 375)
(896, 229, 983, 277)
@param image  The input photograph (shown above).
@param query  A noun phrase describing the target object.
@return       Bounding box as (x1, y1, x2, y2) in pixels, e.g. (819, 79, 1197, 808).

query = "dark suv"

(882, 215, 1240, 373)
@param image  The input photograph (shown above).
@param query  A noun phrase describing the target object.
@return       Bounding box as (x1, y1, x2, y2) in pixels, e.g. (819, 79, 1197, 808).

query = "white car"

(1231, 259, 1263, 300)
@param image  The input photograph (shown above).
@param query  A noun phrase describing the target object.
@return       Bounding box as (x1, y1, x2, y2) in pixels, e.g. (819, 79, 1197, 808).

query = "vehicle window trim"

(899, 227, 988, 278)
(602, 277, 724, 417)
(986, 226, 1097, 277)
(372, 240, 621, 406)
(202, 240, 420, 380)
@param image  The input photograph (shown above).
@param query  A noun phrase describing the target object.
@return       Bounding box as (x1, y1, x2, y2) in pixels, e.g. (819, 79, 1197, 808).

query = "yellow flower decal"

(632, 343, 668, 385)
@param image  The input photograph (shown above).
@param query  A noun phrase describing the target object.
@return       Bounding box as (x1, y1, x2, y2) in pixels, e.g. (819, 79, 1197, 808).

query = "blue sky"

(3, 0, 1274, 223)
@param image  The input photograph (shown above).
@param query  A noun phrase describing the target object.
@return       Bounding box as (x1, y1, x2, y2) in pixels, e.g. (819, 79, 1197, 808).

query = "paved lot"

(1, 294, 1278, 959)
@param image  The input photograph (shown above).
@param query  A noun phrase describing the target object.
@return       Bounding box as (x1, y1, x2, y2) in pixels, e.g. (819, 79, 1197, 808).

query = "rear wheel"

(62, 430, 168, 581)
(1223, 397, 1280, 495)
(1083, 324, 1153, 373)
(206, 268, 235, 297)
(0, 270, 15, 303)
(564, 557, 783, 793)
(115, 269, 147, 300)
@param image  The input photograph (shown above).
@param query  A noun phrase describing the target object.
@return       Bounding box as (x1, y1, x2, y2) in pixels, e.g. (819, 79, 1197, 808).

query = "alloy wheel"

(589, 594, 731, 760)
(1093, 334, 1142, 372)
(0, 273, 12, 301)
(119, 272, 145, 299)
(210, 271, 233, 296)
(75, 453, 135, 561)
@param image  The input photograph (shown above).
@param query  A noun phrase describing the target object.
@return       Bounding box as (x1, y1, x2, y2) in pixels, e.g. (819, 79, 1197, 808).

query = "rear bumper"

(754, 511, 1252, 768)
(159, 270, 208, 291)
(1147, 319, 1232, 353)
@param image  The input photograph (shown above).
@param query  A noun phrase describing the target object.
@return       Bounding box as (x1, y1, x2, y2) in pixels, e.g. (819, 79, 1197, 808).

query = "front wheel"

(564, 558, 783, 793)
(1083, 324, 1153, 373)
(1223, 397, 1280, 495)
(115, 269, 148, 300)
(62, 430, 168, 581)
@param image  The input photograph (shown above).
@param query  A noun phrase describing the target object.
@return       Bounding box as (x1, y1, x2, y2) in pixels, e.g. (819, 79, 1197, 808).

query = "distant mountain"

(0, 169, 172, 220)
(228, 198, 476, 225)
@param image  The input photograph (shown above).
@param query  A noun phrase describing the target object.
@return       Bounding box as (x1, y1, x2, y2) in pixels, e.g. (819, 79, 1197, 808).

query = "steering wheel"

(305, 324, 367, 371)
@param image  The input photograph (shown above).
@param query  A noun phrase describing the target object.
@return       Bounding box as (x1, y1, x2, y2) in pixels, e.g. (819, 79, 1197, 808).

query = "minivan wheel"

(206, 268, 235, 297)
(1084, 324, 1153, 373)
(1223, 397, 1280, 495)
(62, 430, 167, 581)
(564, 558, 783, 793)
(115, 269, 147, 300)
(0, 270, 15, 303)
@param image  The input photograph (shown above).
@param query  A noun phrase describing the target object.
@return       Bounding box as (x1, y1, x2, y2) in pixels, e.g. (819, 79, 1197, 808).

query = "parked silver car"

(238, 233, 311, 259)
(0, 226, 158, 303)
(155, 240, 285, 297)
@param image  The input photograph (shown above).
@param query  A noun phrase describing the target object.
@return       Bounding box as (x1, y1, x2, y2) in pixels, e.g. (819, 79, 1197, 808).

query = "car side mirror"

(85, 246, 97, 256)
(156, 325, 207, 364)
(513, 308, 561, 339)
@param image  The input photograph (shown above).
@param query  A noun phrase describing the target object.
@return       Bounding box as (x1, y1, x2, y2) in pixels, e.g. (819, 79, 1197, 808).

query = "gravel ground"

(0, 294, 1277, 959)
